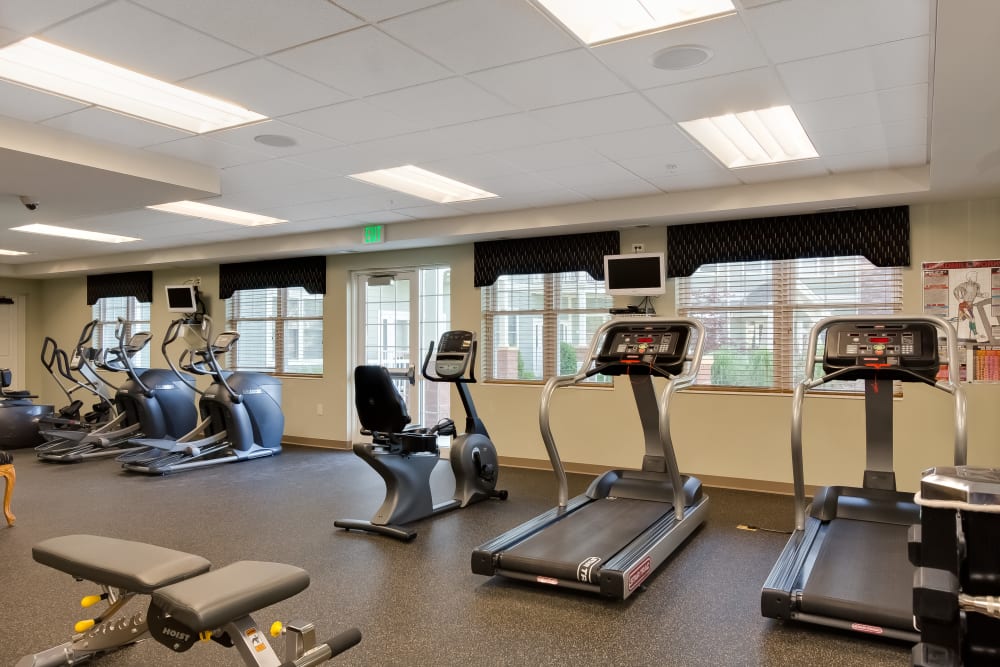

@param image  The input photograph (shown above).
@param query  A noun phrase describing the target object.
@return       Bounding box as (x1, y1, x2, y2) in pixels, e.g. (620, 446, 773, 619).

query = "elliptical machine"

(37, 321, 116, 431)
(335, 330, 506, 541)
(118, 315, 283, 474)
(37, 318, 198, 462)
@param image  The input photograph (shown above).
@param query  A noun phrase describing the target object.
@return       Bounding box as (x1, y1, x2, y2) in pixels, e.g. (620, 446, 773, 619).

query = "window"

(677, 256, 902, 392)
(225, 286, 323, 375)
(481, 272, 612, 383)
(92, 296, 151, 368)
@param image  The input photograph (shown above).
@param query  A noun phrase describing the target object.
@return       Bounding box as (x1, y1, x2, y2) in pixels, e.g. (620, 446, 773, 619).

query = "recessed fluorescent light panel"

(679, 105, 819, 168)
(535, 0, 736, 45)
(12, 224, 139, 244)
(0, 249, 30, 256)
(149, 201, 287, 227)
(349, 165, 499, 204)
(0, 38, 267, 133)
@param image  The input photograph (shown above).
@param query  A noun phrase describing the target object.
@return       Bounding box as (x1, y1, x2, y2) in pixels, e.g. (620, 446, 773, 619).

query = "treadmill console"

(597, 323, 690, 377)
(434, 330, 475, 379)
(823, 322, 939, 381)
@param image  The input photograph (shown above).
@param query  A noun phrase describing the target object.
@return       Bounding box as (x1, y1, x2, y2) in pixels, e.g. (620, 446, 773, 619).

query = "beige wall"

(18, 198, 1000, 491)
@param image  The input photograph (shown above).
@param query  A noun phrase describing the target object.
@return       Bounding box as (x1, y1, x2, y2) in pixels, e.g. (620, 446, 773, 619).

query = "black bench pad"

(33, 535, 210, 594)
(152, 561, 309, 632)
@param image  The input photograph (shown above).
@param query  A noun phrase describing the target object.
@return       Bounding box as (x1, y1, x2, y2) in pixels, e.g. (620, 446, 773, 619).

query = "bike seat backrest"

(0, 369, 10, 388)
(354, 366, 411, 436)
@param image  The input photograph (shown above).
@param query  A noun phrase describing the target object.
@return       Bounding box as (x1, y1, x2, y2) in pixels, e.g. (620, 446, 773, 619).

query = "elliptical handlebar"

(162, 316, 242, 403)
(116, 317, 154, 398)
(76, 319, 99, 350)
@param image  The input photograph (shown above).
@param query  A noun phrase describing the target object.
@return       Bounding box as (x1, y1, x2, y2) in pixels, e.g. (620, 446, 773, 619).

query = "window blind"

(676, 256, 903, 392)
(481, 271, 612, 383)
(225, 286, 323, 375)
(92, 297, 151, 368)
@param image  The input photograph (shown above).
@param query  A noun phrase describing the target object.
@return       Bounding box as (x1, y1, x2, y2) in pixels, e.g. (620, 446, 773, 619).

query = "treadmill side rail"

(761, 517, 822, 620)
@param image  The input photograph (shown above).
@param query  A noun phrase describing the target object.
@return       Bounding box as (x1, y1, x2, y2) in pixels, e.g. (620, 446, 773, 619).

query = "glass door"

(353, 267, 452, 441)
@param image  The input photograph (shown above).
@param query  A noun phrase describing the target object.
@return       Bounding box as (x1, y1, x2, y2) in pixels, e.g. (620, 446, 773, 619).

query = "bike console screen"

(435, 330, 474, 379)
(823, 321, 939, 381)
(597, 323, 689, 377)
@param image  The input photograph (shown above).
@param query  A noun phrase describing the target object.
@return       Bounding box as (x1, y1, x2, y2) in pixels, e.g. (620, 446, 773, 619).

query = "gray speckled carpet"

(0, 446, 909, 666)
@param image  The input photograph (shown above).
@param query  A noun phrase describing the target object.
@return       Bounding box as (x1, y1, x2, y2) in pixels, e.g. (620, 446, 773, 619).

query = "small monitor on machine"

(604, 253, 666, 296)
(165, 285, 197, 313)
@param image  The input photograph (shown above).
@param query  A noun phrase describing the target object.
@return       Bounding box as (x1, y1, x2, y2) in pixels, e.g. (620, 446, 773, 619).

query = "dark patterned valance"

(219, 256, 326, 299)
(474, 231, 620, 287)
(86, 271, 153, 305)
(666, 206, 909, 277)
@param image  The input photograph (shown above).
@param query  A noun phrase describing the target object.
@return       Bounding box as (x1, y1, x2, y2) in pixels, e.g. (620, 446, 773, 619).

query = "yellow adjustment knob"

(80, 595, 102, 608)
(75, 619, 95, 633)
(199, 631, 213, 642)
(270, 621, 283, 637)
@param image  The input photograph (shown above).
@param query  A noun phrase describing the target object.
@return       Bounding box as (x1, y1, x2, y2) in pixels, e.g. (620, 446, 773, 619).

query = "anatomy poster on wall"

(922, 259, 1000, 382)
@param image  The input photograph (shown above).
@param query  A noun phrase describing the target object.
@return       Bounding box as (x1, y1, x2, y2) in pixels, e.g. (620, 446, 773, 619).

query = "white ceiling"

(0, 0, 996, 277)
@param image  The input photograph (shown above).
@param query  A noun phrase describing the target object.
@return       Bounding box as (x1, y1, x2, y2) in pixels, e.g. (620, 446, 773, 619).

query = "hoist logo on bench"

(161, 627, 192, 643)
(577, 556, 602, 582)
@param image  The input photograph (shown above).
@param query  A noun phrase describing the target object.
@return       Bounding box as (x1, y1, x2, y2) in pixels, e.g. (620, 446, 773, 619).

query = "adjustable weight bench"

(18, 535, 361, 667)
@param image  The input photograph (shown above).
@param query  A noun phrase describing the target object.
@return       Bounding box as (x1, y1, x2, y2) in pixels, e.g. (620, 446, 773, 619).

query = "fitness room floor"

(1, 446, 911, 667)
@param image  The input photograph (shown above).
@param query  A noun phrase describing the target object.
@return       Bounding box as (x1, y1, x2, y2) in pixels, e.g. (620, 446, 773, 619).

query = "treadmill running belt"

(499, 498, 671, 584)
(800, 519, 913, 630)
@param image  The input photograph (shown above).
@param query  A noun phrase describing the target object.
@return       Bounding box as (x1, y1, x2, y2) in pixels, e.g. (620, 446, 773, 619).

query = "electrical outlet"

(632, 243, 644, 253)
(316, 403, 323, 416)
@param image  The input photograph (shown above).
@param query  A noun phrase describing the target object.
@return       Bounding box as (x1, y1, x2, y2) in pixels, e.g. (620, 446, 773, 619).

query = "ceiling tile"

(133, 0, 362, 55)
(618, 152, 741, 191)
(41, 107, 192, 147)
(270, 26, 450, 97)
(334, 0, 448, 23)
(146, 135, 271, 168)
(531, 93, 667, 139)
(450, 188, 590, 212)
(379, 0, 578, 74)
(573, 179, 663, 199)
(537, 161, 651, 189)
(219, 159, 336, 193)
(0, 80, 87, 122)
(492, 139, 605, 172)
(746, 0, 931, 64)
(810, 117, 927, 156)
(593, 14, 769, 90)
(280, 100, 423, 143)
(205, 120, 341, 158)
(0, 0, 105, 34)
(582, 124, 694, 162)
(779, 36, 930, 103)
(795, 84, 929, 134)
(428, 113, 568, 155)
(183, 59, 350, 118)
(732, 159, 830, 184)
(824, 144, 927, 173)
(470, 49, 628, 110)
(417, 154, 524, 182)
(366, 77, 518, 129)
(390, 203, 465, 219)
(644, 67, 789, 121)
(42, 1, 252, 81)
(208, 176, 382, 211)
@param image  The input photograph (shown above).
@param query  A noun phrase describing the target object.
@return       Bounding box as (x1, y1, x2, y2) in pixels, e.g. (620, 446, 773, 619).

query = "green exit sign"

(363, 224, 385, 244)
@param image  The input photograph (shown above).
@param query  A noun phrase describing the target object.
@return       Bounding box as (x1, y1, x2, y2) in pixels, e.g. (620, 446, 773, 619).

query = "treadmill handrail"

(538, 316, 705, 508)
(790, 314, 967, 530)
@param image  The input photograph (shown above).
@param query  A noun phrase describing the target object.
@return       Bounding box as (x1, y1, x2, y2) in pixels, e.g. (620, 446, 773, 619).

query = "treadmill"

(472, 317, 708, 599)
(761, 315, 967, 641)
